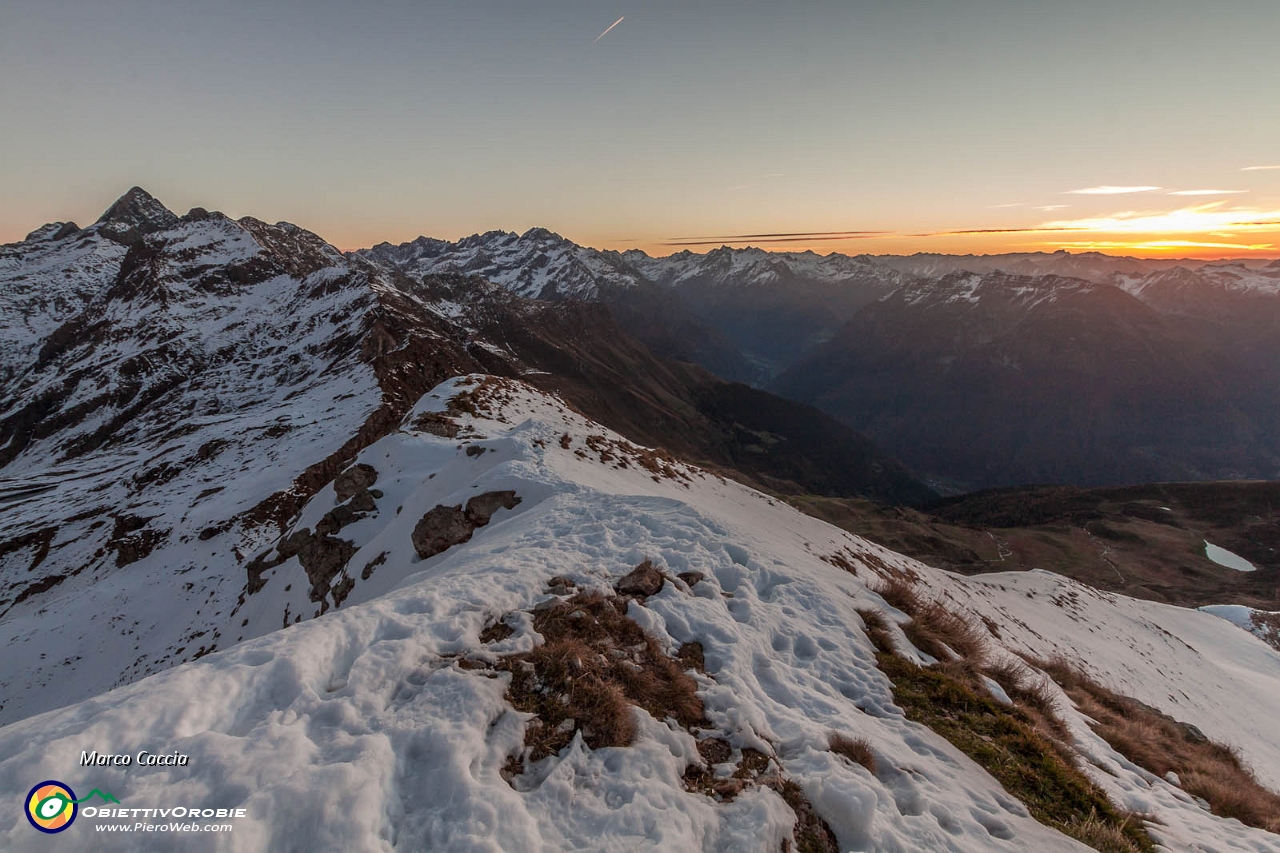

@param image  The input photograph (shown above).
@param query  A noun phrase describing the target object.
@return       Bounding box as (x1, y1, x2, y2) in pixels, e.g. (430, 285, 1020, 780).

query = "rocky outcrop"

(616, 559, 665, 597)
(252, 479, 386, 601)
(107, 514, 167, 567)
(463, 490, 520, 526)
(411, 490, 522, 559)
(411, 505, 473, 560)
(315, 488, 378, 535)
(334, 464, 378, 501)
(276, 527, 358, 603)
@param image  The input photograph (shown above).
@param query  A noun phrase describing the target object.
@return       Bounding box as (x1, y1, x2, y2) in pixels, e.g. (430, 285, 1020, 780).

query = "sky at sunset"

(2, 1, 1278, 258)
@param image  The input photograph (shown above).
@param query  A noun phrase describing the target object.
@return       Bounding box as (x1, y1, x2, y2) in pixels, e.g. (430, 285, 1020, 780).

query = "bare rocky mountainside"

(777, 270, 1280, 491)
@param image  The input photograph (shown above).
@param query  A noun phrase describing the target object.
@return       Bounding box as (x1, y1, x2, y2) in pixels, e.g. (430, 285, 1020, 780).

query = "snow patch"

(1204, 540, 1257, 572)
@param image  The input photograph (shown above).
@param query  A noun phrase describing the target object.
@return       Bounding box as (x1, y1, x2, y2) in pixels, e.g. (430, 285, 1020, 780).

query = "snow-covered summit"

(363, 228, 647, 300)
(93, 186, 182, 243)
(0, 191, 500, 723)
(363, 234, 909, 302)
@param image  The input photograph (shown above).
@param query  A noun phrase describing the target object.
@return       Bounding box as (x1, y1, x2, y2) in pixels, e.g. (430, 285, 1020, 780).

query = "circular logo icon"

(26, 781, 77, 834)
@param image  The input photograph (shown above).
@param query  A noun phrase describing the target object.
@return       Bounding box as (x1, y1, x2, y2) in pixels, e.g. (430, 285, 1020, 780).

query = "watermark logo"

(25, 782, 119, 834)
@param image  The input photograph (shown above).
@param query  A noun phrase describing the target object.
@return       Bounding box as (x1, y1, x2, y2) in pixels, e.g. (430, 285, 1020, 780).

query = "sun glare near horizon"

(602, 196, 1280, 260)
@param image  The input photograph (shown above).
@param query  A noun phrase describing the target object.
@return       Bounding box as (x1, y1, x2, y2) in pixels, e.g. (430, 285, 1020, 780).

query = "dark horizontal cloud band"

(661, 230, 889, 246)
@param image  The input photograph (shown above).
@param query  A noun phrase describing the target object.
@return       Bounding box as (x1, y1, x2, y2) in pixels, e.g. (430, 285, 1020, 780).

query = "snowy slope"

(2, 376, 1277, 852)
(0, 223, 127, 382)
(363, 229, 647, 300)
(893, 270, 1102, 310)
(0, 191, 495, 724)
(876, 251, 1163, 283)
(1201, 604, 1280, 652)
(364, 236, 907, 300)
(623, 246, 904, 292)
(1120, 262, 1280, 301)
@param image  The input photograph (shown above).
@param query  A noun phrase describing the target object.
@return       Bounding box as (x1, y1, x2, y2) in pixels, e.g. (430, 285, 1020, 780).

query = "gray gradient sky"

(3, 1, 1279, 256)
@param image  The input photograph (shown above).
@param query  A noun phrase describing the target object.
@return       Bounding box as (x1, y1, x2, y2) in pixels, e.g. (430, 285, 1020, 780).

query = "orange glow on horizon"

(603, 230, 1280, 261)
(11, 200, 1278, 264)
(598, 202, 1280, 260)
(1047, 239, 1277, 254)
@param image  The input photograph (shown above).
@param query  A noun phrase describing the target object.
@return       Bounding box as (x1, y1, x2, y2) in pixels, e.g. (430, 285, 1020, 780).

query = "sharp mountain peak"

(94, 185, 179, 234)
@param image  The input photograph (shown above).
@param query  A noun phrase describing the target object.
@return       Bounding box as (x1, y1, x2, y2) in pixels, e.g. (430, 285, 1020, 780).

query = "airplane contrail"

(593, 16, 624, 44)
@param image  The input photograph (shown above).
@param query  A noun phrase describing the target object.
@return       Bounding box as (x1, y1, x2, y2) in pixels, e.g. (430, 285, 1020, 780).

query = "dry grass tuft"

(828, 733, 877, 773)
(1066, 810, 1155, 853)
(901, 602, 987, 662)
(734, 746, 773, 779)
(870, 575, 987, 662)
(677, 641, 706, 674)
(682, 741, 766, 801)
(984, 658, 1028, 691)
(821, 550, 859, 576)
(499, 592, 707, 762)
(933, 657, 984, 686)
(1181, 770, 1280, 832)
(856, 608, 896, 655)
(1038, 657, 1280, 834)
(768, 779, 840, 853)
(876, 574, 922, 615)
(984, 658, 1068, 741)
(479, 619, 514, 644)
(878, 652, 1155, 853)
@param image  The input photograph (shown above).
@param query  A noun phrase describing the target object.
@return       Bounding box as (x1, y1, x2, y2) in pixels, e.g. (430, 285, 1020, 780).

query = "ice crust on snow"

(2, 378, 1279, 852)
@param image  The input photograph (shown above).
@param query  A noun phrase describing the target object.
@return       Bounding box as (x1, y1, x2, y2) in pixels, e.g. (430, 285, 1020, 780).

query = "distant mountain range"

(365, 229, 1280, 491)
(6, 189, 1279, 514)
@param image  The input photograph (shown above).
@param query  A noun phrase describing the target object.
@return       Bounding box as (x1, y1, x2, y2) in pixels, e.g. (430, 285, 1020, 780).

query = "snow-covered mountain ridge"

(0, 189, 929, 727)
(1, 375, 1278, 852)
(0, 190, 505, 724)
(364, 229, 647, 300)
(364, 230, 1280, 396)
(363, 231, 1280, 303)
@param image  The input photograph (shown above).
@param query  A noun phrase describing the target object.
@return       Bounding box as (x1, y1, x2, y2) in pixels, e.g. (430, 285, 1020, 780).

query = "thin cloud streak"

(592, 16, 625, 44)
(1066, 186, 1162, 195)
(915, 226, 1089, 236)
(667, 229, 889, 241)
(656, 205, 1280, 250)
(1242, 165, 1280, 171)
(663, 232, 889, 246)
